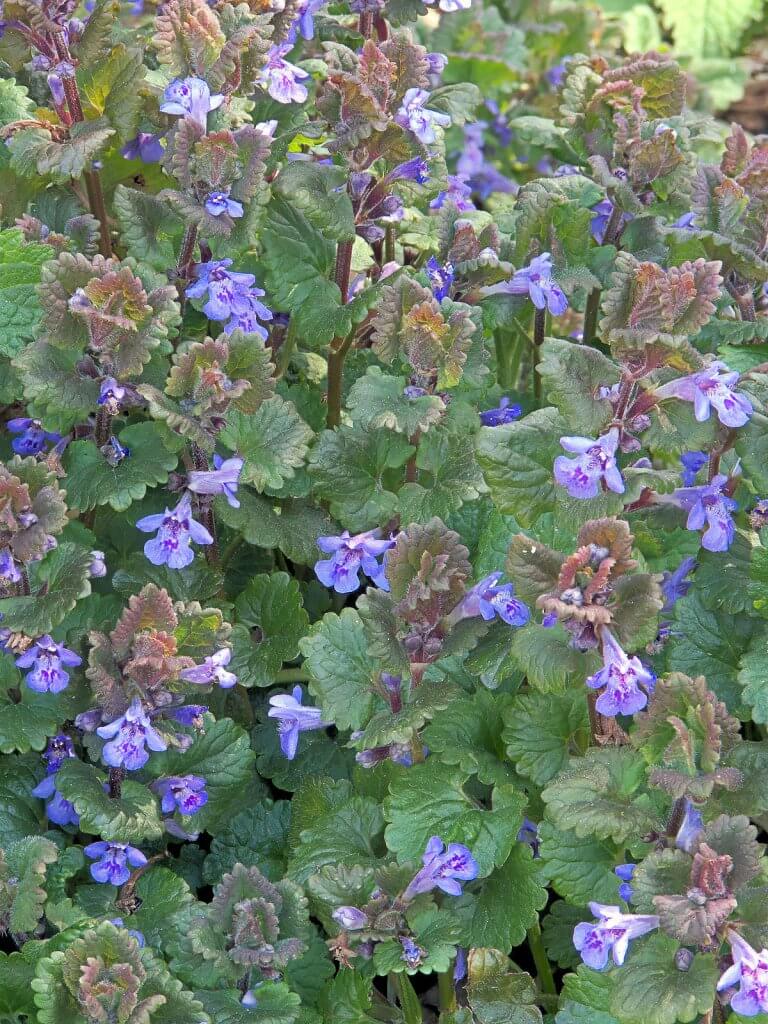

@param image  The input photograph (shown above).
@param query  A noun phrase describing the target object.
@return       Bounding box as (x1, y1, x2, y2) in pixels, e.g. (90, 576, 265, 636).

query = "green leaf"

(308, 424, 413, 532)
(466, 949, 543, 1024)
(128, 867, 195, 950)
(399, 426, 483, 523)
(543, 901, 589, 970)
(231, 573, 309, 687)
(0, 657, 86, 755)
(503, 689, 589, 786)
(538, 823, 623, 905)
(0, 227, 52, 358)
(428, 82, 481, 124)
(0, 951, 36, 1020)
(288, 788, 384, 883)
(542, 747, 656, 842)
(113, 185, 181, 270)
(221, 398, 312, 492)
(274, 162, 355, 242)
(2, 836, 59, 933)
(609, 933, 718, 1024)
(346, 366, 445, 435)
(55, 760, 163, 843)
(300, 609, 379, 732)
(537, 338, 619, 436)
(204, 800, 291, 883)
(217, 489, 337, 565)
(509, 623, 599, 693)
(477, 407, 563, 527)
(148, 716, 256, 833)
(0, 757, 45, 846)
(197, 984, 301, 1024)
(455, 844, 548, 950)
(656, 0, 762, 57)
(63, 422, 181, 512)
(423, 688, 516, 787)
(385, 762, 526, 876)
(9, 117, 115, 182)
(0, 543, 92, 635)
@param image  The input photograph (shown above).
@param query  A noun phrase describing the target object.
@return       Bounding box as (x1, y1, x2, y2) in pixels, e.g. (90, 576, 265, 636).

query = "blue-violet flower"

(152, 774, 208, 815)
(160, 77, 224, 131)
(6, 418, 61, 456)
(403, 835, 479, 899)
(573, 903, 659, 969)
(97, 697, 167, 771)
(180, 647, 237, 688)
(16, 636, 81, 693)
(84, 841, 147, 886)
(479, 396, 522, 426)
(136, 492, 213, 569)
(585, 629, 655, 717)
(268, 685, 330, 759)
(654, 361, 752, 428)
(554, 427, 624, 499)
(314, 529, 394, 594)
(187, 454, 244, 509)
(396, 88, 451, 146)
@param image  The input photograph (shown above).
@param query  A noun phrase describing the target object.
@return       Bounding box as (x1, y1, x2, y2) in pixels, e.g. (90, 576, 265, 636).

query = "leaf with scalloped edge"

(503, 689, 589, 787)
(0, 228, 52, 357)
(538, 822, 622, 906)
(274, 162, 355, 243)
(230, 573, 309, 687)
(346, 366, 445, 435)
(220, 398, 313, 493)
(55, 760, 163, 844)
(0, 543, 93, 635)
(9, 118, 115, 183)
(0, 836, 59, 933)
(537, 338, 619, 436)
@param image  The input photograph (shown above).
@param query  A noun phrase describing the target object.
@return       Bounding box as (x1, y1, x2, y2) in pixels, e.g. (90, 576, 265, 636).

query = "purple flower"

(655, 361, 752, 428)
(680, 450, 707, 486)
(120, 132, 164, 163)
(386, 157, 430, 185)
(660, 556, 697, 612)
(185, 259, 273, 338)
(259, 46, 310, 104)
(400, 936, 426, 967)
(89, 550, 107, 578)
(479, 396, 522, 427)
(332, 906, 369, 930)
(717, 931, 768, 1016)
(289, 0, 327, 40)
(484, 253, 568, 315)
(267, 685, 330, 759)
(425, 256, 454, 301)
(84, 841, 147, 886)
(426, 51, 448, 75)
(590, 199, 632, 244)
(187, 455, 244, 509)
(102, 435, 131, 466)
(97, 377, 127, 412)
(458, 572, 530, 627)
(615, 863, 635, 902)
(545, 61, 568, 88)
(31, 735, 79, 827)
(554, 427, 624, 499)
(675, 799, 703, 852)
(204, 189, 244, 219)
(160, 77, 224, 130)
(96, 697, 167, 771)
(109, 918, 146, 946)
(430, 174, 475, 212)
(172, 704, 208, 726)
(396, 88, 451, 146)
(136, 492, 213, 569)
(16, 636, 82, 693)
(433, 0, 471, 10)
(152, 774, 208, 816)
(585, 629, 656, 717)
(6, 418, 61, 456)
(672, 474, 737, 552)
(180, 648, 237, 689)
(517, 818, 540, 858)
(573, 903, 659, 969)
(403, 835, 479, 899)
(672, 212, 697, 230)
(0, 547, 21, 585)
(454, 947, 468, 982)
(314, 529, 394, 594)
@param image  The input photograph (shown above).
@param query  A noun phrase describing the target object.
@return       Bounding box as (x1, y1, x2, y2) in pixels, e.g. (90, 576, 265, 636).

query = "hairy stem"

(533, 307, 546, 400)
(437, 969, 456, 1013)
(665, 795, 688, 839)
(582, 287, 601, 344)
(586, 689, 600, 745)
(326, 240, 355, 429)
(385, 222, 396, 264)
(176, 223, 199, 298)
(190, 443, 219, 565)
(527, 920, 557, 997)
(109, 766, 125, 799)
(405, 429, 420, 483)
(94, 406, 112, 447)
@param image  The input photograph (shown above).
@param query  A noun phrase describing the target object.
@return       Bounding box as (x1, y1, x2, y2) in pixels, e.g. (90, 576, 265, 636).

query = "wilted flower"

(425, 256, 454, 301)
(0, 547, 21, 585)
(400, 936, 426, 967)
(102, 435, 131, 466)
(403, 835, 479, 899)
(6, 418, 61, 456)
(84, 841, 147, 886)
(680, 450, 707, 486)
(717, 931, 768, 1016)
(16, 636, 82, 693)
(204, 190, 244, 219)
(97, 697, 167, 771)
(517, 818, 540, 857)
(675, 799, 704, 852)
(479, 396, 522, 427)
(172, 704, 208, 726)
(554, 427, 624, 499)
(485, 253, 568, 315)
(120, 132, 164, 163)
(615, 863, 635, 902)
(97, 378, 127, 413)
(180, 648, 237, 688)
(660, 556, 696, 612)
(268, 685, 330, 759)
(187, 455, 244, 509)
(672, 474, 737, 552)
(136, 492, 214, 569)
(89, 550, 107, 578)
(585, 629, 656, 717)
(160, 76, 224, 130)
(573, 903, 659, 969)
(457, 571, 530, 626)
(332, 906, 369, 930)
(750, 498, 768, 530)
(655, 362, 752, 428)
(672, 211, 697, 230)
(152, 774, 208, 815)
(396, 88, 451, 146)
(259, 45, 310, 104)
(314, 529, 394, 594)
(185, 259, 273, 338)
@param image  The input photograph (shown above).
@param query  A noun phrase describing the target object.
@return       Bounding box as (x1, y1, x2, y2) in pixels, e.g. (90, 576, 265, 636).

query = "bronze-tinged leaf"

(152, 0, 225, 76)
(110, 584, 179, 656)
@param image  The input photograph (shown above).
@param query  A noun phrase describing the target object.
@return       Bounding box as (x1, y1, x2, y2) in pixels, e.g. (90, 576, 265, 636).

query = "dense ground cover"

(2, 0, 768, 1021)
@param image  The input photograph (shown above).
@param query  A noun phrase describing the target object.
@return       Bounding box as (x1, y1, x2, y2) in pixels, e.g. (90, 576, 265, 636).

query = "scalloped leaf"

(230, 573, 309, 687)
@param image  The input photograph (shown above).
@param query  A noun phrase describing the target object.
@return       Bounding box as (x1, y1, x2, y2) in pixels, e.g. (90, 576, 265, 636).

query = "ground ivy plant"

(1, 0, 768, 1021)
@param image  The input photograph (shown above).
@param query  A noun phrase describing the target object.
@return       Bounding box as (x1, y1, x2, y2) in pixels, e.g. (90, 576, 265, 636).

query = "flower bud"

(675, 947, 694, 972)
(332, 906, 368, 930)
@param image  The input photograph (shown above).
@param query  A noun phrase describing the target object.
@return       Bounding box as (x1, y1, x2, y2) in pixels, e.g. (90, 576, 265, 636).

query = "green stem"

(385, 223, 396, 264)
(494, 330, 524, 390)
(527, 920, 556, 997)
(176, 223, 199, 299)
(582, 288, 601, 344)
(326, 239, 355, 429)
(437, 970, 456, 1013)
(275, 667, 310, 683)
(533, 307, 546, 401)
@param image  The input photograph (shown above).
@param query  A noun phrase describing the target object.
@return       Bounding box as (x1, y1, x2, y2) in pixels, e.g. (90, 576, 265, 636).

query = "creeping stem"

(326, 239, 355, 429)
(527, 919, 557, 997)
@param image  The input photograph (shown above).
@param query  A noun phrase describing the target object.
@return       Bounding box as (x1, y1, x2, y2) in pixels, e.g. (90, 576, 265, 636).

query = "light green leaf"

(55, 760, 163, 843)
(230, 573, 309, 687)
(221, 398, 313, 492)
(538, 823, 623, 905)
(204, 800, 291, 883)
(0, 543, 92, 635)
(503, 689, 589, 786)
(537, 338, 619, 435)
